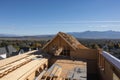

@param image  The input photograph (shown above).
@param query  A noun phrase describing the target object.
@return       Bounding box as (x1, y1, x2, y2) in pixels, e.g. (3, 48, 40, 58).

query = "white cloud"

(53, 20, 120, 24)
(87, 24, 120, 29)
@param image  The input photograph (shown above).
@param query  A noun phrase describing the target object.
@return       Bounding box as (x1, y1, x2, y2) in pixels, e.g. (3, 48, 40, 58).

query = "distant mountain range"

(68, 30, 120, 39)
(0, 34, 18, 37)
(1, 30, 120, 39)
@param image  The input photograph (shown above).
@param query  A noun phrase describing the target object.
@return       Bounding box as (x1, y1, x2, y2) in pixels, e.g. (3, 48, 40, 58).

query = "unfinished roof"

(58, 32, 88, 49)
(43, 32, 88, 50)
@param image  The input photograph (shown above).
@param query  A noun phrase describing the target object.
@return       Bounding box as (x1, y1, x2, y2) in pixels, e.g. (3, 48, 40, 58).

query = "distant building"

(0, 45, 17, 59)
(0, 47, 7, 60)
(19, 47, 32, 53)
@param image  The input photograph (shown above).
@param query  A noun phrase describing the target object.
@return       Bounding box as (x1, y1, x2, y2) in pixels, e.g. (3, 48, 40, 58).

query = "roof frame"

(42, 32, 76, 50)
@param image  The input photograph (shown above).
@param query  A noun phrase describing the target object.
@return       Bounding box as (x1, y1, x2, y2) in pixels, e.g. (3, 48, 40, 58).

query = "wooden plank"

(0, 50, 38, 68)
(54, 67, 62, 77)
(42, 64, 58, 79)
(0, 55, 36, 78)
(41, 64, 62, 79)
(42, 64, 54, 79)
(19, 59, 48, 80)
(54, 47, 63, 56)
(36, 70, 47, 80)
(1, 58, 47, 80)
(49, 66, 58, 77)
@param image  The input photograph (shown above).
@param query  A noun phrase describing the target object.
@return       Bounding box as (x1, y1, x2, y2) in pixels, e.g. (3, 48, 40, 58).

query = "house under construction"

(0, 32, 120, 80)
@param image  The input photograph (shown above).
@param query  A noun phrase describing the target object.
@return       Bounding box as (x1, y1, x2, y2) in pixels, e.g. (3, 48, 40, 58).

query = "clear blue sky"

(0, 0, 120, 35)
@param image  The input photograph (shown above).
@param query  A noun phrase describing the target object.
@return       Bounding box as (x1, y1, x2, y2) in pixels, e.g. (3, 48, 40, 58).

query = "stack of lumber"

(0, 50, 38, 68)
(35, 70, 47, 80)
(0, 55, 36, 78)
(41, 64, 62, 80)
(1, 58, 48, 80)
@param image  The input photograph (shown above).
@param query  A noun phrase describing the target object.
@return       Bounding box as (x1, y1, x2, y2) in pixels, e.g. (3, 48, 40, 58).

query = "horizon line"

(0, 30, 120, 36)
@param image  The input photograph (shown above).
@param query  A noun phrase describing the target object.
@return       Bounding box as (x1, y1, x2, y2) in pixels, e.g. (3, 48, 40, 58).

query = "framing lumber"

(0, 50, 38, 68)
(1, 58, 48, 80)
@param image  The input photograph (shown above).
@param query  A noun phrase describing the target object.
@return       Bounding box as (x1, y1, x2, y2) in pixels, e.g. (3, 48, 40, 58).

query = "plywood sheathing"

(54, 59, 86, 79)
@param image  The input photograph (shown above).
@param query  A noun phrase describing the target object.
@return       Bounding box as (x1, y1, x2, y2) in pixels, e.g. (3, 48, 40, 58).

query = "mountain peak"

(69, 30, 120, 39)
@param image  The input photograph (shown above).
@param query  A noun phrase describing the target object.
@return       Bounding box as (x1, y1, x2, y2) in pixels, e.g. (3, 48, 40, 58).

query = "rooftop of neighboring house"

(6, 45, 17, 53)
(0, 45, 18, 59)
(0, 47, 7, 55)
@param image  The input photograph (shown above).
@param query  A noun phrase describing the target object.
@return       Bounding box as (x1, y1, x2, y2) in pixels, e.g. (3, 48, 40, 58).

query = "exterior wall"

(98, 59, 114, 80)
(105, 61, 113, 80)
(70, 49, 98, 59)
(71, 49, 98, 75)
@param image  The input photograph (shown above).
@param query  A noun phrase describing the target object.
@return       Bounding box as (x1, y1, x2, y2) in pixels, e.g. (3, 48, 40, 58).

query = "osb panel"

(98, 60, 113, 80)
(104, 61, 114, 80)
(55, 59, 86, 78)
(71, 49, 98, 60)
